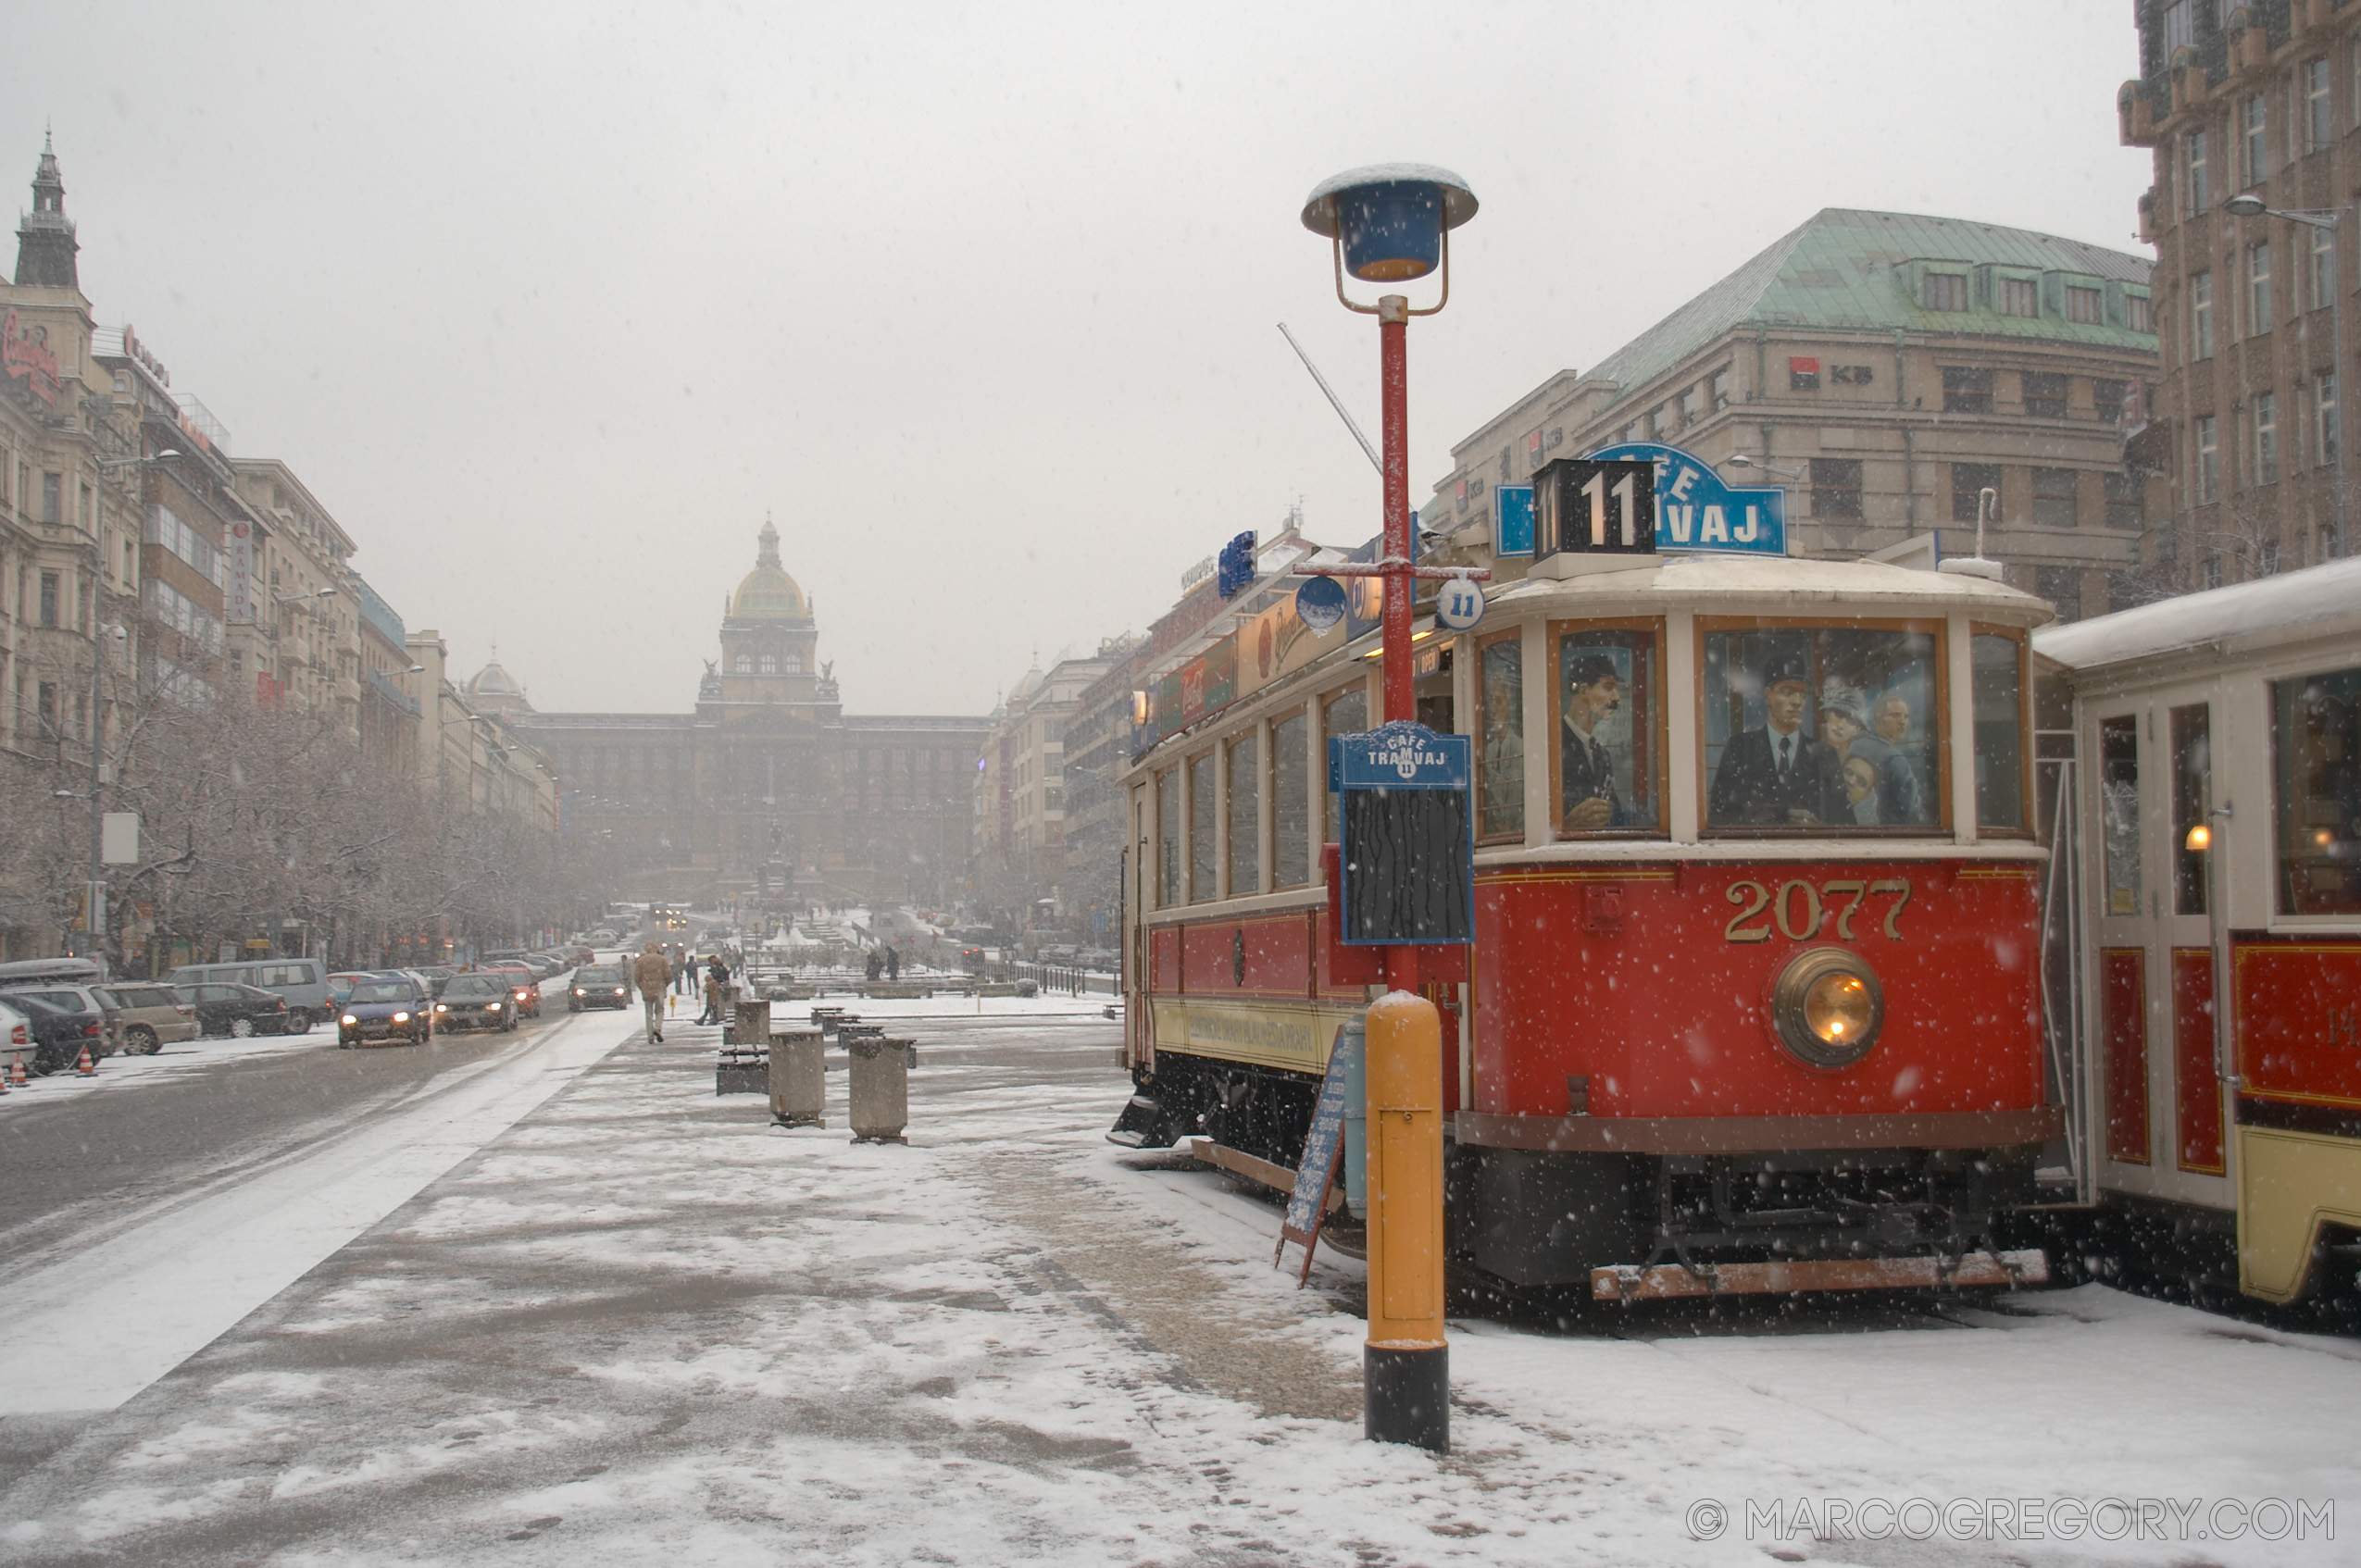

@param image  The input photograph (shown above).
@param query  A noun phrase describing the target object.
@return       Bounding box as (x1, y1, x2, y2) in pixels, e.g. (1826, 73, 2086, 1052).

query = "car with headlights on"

(477, 963, 543, 1019)
(566, 964, 631, 1012)
(337, 977, 430, 1048)
(433, 973, 518, 1034)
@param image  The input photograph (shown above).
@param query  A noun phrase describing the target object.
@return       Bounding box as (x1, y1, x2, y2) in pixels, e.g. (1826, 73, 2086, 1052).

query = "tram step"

(1592, 1248, 2050, 1301)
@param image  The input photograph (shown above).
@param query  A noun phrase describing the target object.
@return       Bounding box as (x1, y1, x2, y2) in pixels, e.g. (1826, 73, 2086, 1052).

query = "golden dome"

(730, 517, 807, 619)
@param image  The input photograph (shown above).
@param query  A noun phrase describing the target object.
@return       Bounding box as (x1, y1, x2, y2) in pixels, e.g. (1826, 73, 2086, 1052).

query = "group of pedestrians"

(631, 941, 739, 1041)
(863, 945, 902, 983)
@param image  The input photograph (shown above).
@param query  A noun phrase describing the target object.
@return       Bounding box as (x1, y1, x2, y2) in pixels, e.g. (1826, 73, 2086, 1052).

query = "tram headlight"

(1770, 948, 1885, 1069)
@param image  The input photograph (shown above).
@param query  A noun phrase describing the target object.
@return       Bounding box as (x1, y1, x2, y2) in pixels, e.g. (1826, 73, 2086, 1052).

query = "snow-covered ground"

(0, 1024, 326, 1108)
(1, 1005, 2354, 1564)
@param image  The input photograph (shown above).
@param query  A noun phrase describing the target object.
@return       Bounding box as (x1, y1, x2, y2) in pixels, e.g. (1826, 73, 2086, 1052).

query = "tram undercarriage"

(1112, 1049, 2047, 1300)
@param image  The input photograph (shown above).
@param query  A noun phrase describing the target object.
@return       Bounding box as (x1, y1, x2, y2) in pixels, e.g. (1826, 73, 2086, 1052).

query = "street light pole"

(1302, 163, 1477, 1455)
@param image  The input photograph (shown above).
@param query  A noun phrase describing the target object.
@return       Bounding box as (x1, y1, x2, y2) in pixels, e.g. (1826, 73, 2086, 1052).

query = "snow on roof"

(2034, 556, 2361, 672)
(1491, 551, 2053, 620)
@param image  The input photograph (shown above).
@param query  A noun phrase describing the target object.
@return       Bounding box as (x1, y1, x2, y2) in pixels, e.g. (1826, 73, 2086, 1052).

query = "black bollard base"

(1364, 1341, 1449, 1453)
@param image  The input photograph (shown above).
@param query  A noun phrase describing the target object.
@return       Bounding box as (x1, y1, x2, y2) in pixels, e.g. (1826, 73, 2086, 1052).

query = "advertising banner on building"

(225, 517, 256, 623)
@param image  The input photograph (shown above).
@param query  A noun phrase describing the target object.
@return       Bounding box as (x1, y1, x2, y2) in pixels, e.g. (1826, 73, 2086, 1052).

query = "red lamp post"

(1299, 163, 1479, 1452)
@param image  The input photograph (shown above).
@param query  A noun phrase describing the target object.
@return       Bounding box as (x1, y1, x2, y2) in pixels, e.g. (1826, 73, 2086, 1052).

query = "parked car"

(0, 998, 33, 1068)
(165, 959, 332, 1031)
(337, 977, 430, 1048)
(413, 965, 459, 999)
(92, 983, 199, 1054)
(6, 993, 107, 1074)
(566, 964, 631, 1012)
(179, 982, 294, 1038)
(432, 974, 517, 1034)
(0, 981, 129, 1059)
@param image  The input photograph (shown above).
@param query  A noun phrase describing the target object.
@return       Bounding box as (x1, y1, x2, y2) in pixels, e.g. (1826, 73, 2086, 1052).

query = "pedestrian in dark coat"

(885, 945, 901, 981)
(1707, 655, 1846, 826)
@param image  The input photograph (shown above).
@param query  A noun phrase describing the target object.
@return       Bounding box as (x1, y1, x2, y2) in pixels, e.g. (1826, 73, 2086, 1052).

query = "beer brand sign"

(2, 309, 61, 406)
(225, 519, 256, 623)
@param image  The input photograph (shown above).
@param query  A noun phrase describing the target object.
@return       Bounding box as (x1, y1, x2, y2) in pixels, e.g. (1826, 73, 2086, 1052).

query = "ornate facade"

(507, 520, 984, 907)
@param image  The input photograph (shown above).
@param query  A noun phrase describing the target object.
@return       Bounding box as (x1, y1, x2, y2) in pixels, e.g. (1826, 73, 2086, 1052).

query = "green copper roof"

(1587, 208, 2155, 414)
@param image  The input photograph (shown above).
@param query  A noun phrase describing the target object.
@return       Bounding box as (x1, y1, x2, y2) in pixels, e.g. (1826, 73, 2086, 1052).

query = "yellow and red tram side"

(1119, 552, 2061, 1299)
(2041, 556, 2361, 1308)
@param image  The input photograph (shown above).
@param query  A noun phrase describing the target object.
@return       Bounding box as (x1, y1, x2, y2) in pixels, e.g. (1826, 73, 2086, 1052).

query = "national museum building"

(482, 521, 986, 907)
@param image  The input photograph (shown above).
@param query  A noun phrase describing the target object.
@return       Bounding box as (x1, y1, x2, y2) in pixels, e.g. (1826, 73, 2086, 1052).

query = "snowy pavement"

(0, 1004, 2354, 1564)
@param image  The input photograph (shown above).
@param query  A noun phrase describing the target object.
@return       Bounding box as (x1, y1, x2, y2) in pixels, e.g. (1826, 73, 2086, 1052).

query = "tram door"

(2088, 692, 2232, 1210)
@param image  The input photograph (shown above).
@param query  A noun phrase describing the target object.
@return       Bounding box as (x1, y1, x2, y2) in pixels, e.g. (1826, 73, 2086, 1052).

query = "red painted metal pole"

(1378, 296, 1419, 997)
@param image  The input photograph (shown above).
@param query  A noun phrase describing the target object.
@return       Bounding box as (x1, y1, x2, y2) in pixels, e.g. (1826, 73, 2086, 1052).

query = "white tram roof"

(2033, 556, 2361, 675)
(1489, 552, 2053, 623)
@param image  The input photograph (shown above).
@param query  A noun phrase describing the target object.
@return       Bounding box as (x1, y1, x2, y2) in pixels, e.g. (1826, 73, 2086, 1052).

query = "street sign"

(1584, 440, 1787, 556)
(1534, 456, 1655, 561)
(100, 812, 139, 865)
(1328, 721, 1473, 945)
(1275, 1019, 1361, 1286)
(1432, 577, 1484, 630)
(1295, 574, 1346, 631)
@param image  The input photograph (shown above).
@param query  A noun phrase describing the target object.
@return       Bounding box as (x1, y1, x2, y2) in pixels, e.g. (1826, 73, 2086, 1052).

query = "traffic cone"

(8, 1052, 26, 1087)
(75, 1042, 95, 1076)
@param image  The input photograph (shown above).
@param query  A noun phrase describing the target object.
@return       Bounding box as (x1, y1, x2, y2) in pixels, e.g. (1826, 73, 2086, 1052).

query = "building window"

(1676, 387, 1698, 429)
(41, 472, 59, 525)
(2128, 292, 2154, 333)
(2066, 285, 2103, 324)
(733, 653, 752, 674)
(2308, 223, 2335, 315)
(1922, 272, 1968, 312)
(2036, 566, 2085, 624)
(2242, 93, 2269, 184)
(2186, 128, 2210, 218)
(2196, 415, 2220, 503)
(2163, 0, 2198, 55)
(784, 653, 802, 674)
(2319, 372, 2341, 467)
(2255, 391, 2280, 484)
(38, 570, 57, 628)
(37, 681, 56, 736)
(1645, 404, 1666, 439)
(1952, 463, 2002, 523)
(1998, 277, 2038, 317)
(1710, 367, 1730, 410)
(2094, 378, 2129, 425)
(2021, 370, 2067, 418)
(2105, 470, 2145, 530)
(1940, 366, 1993, 414)
(2248, 243, 2273, 335)
(2306, 56, 2333, 151)
(2032, 467, 2080, 527)
(758, 653, 778, 674)
(1809, 458, 1863, 518)
(2191, 271, 2214, 359)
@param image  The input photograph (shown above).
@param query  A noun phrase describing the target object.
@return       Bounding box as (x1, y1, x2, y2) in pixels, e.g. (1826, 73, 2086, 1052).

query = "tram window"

(1226, 731, 1259, 897)
(1322, 682, 1368, 844)
(2170, 704, 2211, 916)
(1156, 765, 1180, 907)
(1701, 624, 1938, 831)
(1187, 751, 1218, 902)
(2273, 667, 2361, 915)
(1270, 709, 1310, 889)
(1971, 632, 2028, 833)
(1476, 632, 1524, 841)
(1552, 625, 1663, 835)
(2100, 716, 2142, 915)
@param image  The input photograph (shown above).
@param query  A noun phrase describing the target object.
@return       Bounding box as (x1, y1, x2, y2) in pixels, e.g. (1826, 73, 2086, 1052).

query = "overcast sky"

(5, 1, 2151, 716)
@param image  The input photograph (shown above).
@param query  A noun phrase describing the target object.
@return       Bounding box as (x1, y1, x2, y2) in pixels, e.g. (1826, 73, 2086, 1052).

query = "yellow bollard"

(1362, 986, 1447, 1451)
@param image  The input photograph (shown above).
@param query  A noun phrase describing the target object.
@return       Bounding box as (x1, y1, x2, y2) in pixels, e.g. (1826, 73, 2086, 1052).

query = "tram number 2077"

(1723, 878, 1914, 944)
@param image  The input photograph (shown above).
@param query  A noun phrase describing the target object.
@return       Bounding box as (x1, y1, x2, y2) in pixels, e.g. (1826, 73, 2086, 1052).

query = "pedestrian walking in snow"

(633, 942, 671, 1042)
(700, 964, 722, 1026)
(865, 949, 883, 983)
(885, 946, 900, 982)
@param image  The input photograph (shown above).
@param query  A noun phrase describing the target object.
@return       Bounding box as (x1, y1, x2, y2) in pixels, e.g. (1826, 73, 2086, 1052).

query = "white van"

(164, 957, 332, 1031)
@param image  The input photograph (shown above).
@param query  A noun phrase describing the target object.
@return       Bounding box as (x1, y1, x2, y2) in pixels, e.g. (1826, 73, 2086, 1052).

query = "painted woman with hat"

(1707, 652, 1847, 826)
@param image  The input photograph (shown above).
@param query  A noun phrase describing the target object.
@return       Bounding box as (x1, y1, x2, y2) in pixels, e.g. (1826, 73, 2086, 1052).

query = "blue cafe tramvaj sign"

(1494, 440, 1785, 558)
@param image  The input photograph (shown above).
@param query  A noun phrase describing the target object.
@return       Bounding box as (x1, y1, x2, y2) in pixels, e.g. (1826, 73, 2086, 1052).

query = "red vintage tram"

(1112, 545, 2059, 1300)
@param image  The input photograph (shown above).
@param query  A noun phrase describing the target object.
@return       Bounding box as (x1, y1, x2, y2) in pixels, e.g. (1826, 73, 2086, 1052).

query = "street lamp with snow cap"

(1300, 162, 1478, 1458)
